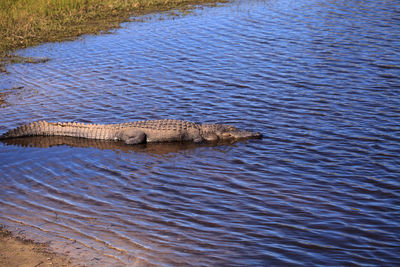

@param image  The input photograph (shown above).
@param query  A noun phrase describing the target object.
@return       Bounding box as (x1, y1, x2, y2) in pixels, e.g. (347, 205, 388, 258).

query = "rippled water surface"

(1, 0, 400, 265)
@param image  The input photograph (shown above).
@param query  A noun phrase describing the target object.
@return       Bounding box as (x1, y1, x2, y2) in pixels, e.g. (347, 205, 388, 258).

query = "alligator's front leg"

(117, 129, 146, 145)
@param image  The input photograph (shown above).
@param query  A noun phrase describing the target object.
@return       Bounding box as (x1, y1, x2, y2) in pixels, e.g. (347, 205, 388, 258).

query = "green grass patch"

(0, 0, 225, 71)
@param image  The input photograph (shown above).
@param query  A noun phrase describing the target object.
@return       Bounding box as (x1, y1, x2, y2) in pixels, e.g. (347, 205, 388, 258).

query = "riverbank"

(0, 226, 78, 267)
(0, 0, 225, 72)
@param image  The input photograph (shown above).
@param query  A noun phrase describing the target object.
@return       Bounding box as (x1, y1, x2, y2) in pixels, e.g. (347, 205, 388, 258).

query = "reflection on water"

(1, 0, 400, 266)
(1, 135, 241, 154)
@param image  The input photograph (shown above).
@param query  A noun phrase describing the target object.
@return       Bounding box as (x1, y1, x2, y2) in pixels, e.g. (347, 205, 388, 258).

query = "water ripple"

(1, 0, 400, 266)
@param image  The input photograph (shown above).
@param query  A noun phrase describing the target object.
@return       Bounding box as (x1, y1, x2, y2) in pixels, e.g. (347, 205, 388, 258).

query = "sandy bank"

(0, 227, 78, 267)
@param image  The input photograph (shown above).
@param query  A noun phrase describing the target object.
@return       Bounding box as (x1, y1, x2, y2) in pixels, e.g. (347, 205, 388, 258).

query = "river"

(0, 0, 399, 265)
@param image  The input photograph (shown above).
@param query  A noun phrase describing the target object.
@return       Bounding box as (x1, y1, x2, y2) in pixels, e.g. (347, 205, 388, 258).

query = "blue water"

(1, 0, 399, 265)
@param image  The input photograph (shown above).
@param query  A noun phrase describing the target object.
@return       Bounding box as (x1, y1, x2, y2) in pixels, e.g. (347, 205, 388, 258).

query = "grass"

(0, 0, 225, 71)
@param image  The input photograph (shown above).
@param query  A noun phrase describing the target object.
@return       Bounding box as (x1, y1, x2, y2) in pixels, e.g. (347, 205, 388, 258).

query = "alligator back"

(0, 120, 202, 142)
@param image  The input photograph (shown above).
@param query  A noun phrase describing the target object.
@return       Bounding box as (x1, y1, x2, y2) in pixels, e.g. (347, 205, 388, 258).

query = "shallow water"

(1, 0, 400, 265)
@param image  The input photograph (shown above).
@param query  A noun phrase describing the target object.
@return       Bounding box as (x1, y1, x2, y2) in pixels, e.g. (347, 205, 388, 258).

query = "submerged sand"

(0, 227, 78, 267)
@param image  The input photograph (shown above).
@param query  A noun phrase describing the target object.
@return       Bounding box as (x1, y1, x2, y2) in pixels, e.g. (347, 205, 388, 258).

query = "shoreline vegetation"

(0, 0, 226, 72)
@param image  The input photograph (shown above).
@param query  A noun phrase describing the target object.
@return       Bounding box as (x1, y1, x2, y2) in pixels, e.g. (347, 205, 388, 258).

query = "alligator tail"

(0, 121, 116, 140)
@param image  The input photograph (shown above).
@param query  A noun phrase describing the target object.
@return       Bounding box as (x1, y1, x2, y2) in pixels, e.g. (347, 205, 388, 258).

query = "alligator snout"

(229, 130, 262, 140)
(253, 132, 263, 138)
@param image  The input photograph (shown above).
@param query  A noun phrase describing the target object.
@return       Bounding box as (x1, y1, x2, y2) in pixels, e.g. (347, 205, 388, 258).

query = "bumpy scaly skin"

(0, 120, 262, 145)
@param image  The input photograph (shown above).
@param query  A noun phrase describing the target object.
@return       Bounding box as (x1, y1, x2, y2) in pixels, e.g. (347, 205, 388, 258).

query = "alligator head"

(200, 124, 262, 142)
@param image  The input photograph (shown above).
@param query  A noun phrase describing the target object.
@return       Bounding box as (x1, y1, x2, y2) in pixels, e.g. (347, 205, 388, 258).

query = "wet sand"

(0, 227, 78, 267)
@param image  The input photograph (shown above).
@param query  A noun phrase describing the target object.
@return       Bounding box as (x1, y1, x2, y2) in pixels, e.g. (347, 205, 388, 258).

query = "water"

(1, 0, 400, 265)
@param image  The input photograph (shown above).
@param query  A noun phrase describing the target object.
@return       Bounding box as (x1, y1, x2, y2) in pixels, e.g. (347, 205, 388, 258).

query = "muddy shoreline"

(0, 226, 78, 267)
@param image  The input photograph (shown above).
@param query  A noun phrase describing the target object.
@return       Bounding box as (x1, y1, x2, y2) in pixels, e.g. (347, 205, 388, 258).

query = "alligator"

(0, 120, 262, 145)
